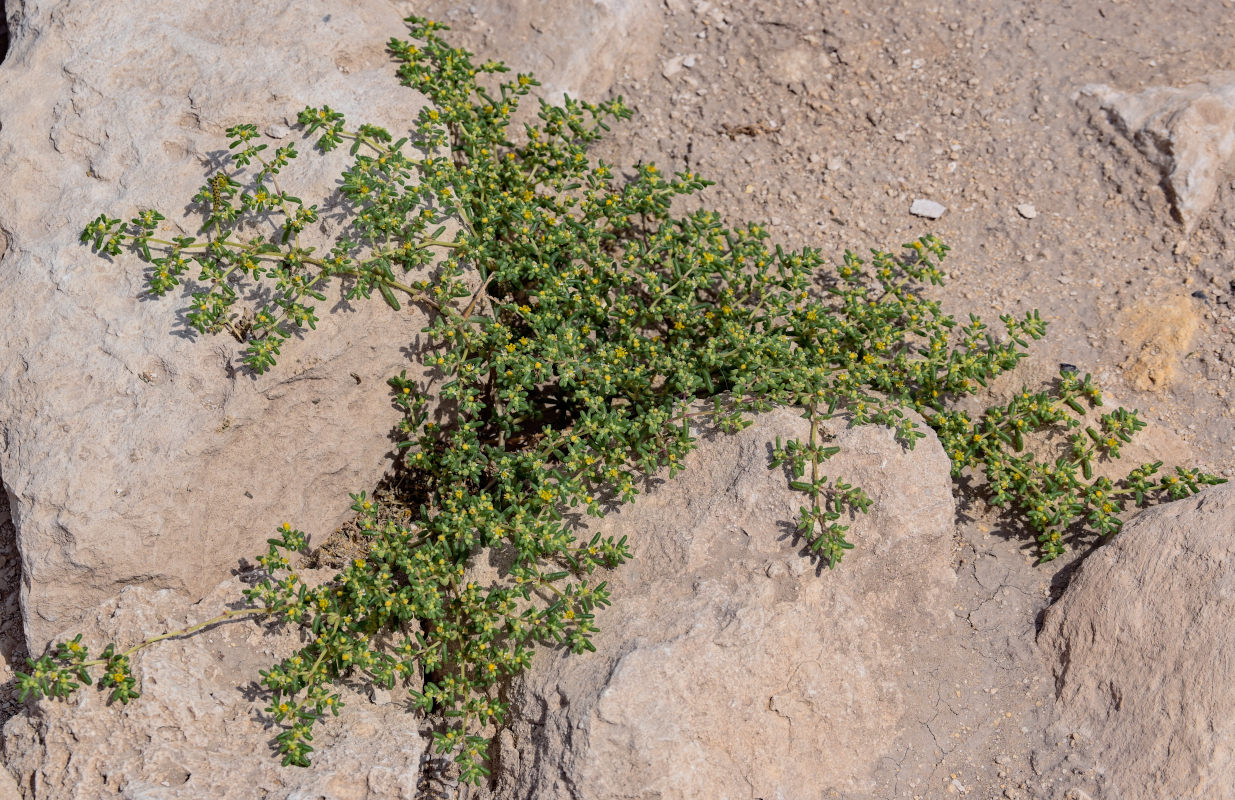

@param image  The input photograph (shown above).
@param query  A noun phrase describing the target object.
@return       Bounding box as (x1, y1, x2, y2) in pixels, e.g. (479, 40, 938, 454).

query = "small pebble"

(662, 55, 691, 78)
(910, 199, 947, 219)
(1016, 203, 1038, 219)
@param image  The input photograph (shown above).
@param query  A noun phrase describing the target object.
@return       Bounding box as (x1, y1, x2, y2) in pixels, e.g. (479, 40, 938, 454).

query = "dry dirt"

(4, 0, 1235, 797)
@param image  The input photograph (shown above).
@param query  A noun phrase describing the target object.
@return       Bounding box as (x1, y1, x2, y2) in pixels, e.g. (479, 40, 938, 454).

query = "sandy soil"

(414, 0, 1235, 475)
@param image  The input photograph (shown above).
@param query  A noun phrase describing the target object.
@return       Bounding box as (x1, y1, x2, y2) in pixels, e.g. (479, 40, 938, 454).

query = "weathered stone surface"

(1082, 74, 1235, 232)
(0, 1, 442, 652)
(1039, 481, 1235, 800)
(400, 0, 662, 103)
(1, 572, 429, 800)
(0, 765, 18, 800)
(489, 407, 958, 799)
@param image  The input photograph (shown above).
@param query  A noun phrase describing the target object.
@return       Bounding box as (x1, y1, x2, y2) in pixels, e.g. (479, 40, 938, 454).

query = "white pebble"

(1017, 203, 1038, 219)
(910, 199, 947, 219)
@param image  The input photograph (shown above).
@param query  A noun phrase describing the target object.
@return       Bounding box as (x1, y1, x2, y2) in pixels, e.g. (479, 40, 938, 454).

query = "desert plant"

(28, 16, 1222, 786)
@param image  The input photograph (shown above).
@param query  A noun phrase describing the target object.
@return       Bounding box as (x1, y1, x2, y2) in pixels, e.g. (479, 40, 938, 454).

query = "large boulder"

(0, 572, 429, 799)
(1038, 481, 1235, 800)
(0, 0, 440, 652)
(489, 407, 958, 799)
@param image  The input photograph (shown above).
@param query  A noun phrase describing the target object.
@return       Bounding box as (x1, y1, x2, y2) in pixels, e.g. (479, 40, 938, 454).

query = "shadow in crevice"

(1, 1, 9, 66)
(1, 466, 31, 730)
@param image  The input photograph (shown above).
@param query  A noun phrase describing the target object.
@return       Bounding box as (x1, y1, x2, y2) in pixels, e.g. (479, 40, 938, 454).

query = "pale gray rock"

(1016, 203, 1038, 219)
(910, 198, 947, 219)
(0, 1, 444, 652)
(0, 763, 17, 800)
(1039, 481, 1235, 800)
(1, 572, 429, 800)
(1082, 74, 1235, 232)
(489, 407, 958, 799)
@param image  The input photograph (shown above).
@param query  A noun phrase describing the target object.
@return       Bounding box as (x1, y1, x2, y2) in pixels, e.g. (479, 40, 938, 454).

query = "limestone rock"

(0, 1, 443, 651)
(1, 572, 429, 800)
(489, 407, 958, 799)
(1038, 481, 1235, 800)
(0, 766, 17, 800)
(1082, 74, 1235, 232)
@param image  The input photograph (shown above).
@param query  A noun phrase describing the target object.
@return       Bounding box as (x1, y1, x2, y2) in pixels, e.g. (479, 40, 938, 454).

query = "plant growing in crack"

(22, 16, 1222, 786)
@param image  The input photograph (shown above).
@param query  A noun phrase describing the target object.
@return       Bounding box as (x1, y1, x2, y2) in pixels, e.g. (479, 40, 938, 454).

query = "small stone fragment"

(911, 198, 947, 219)
(662, 54, 697, 78)
(1016, 203, 1038, 219)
